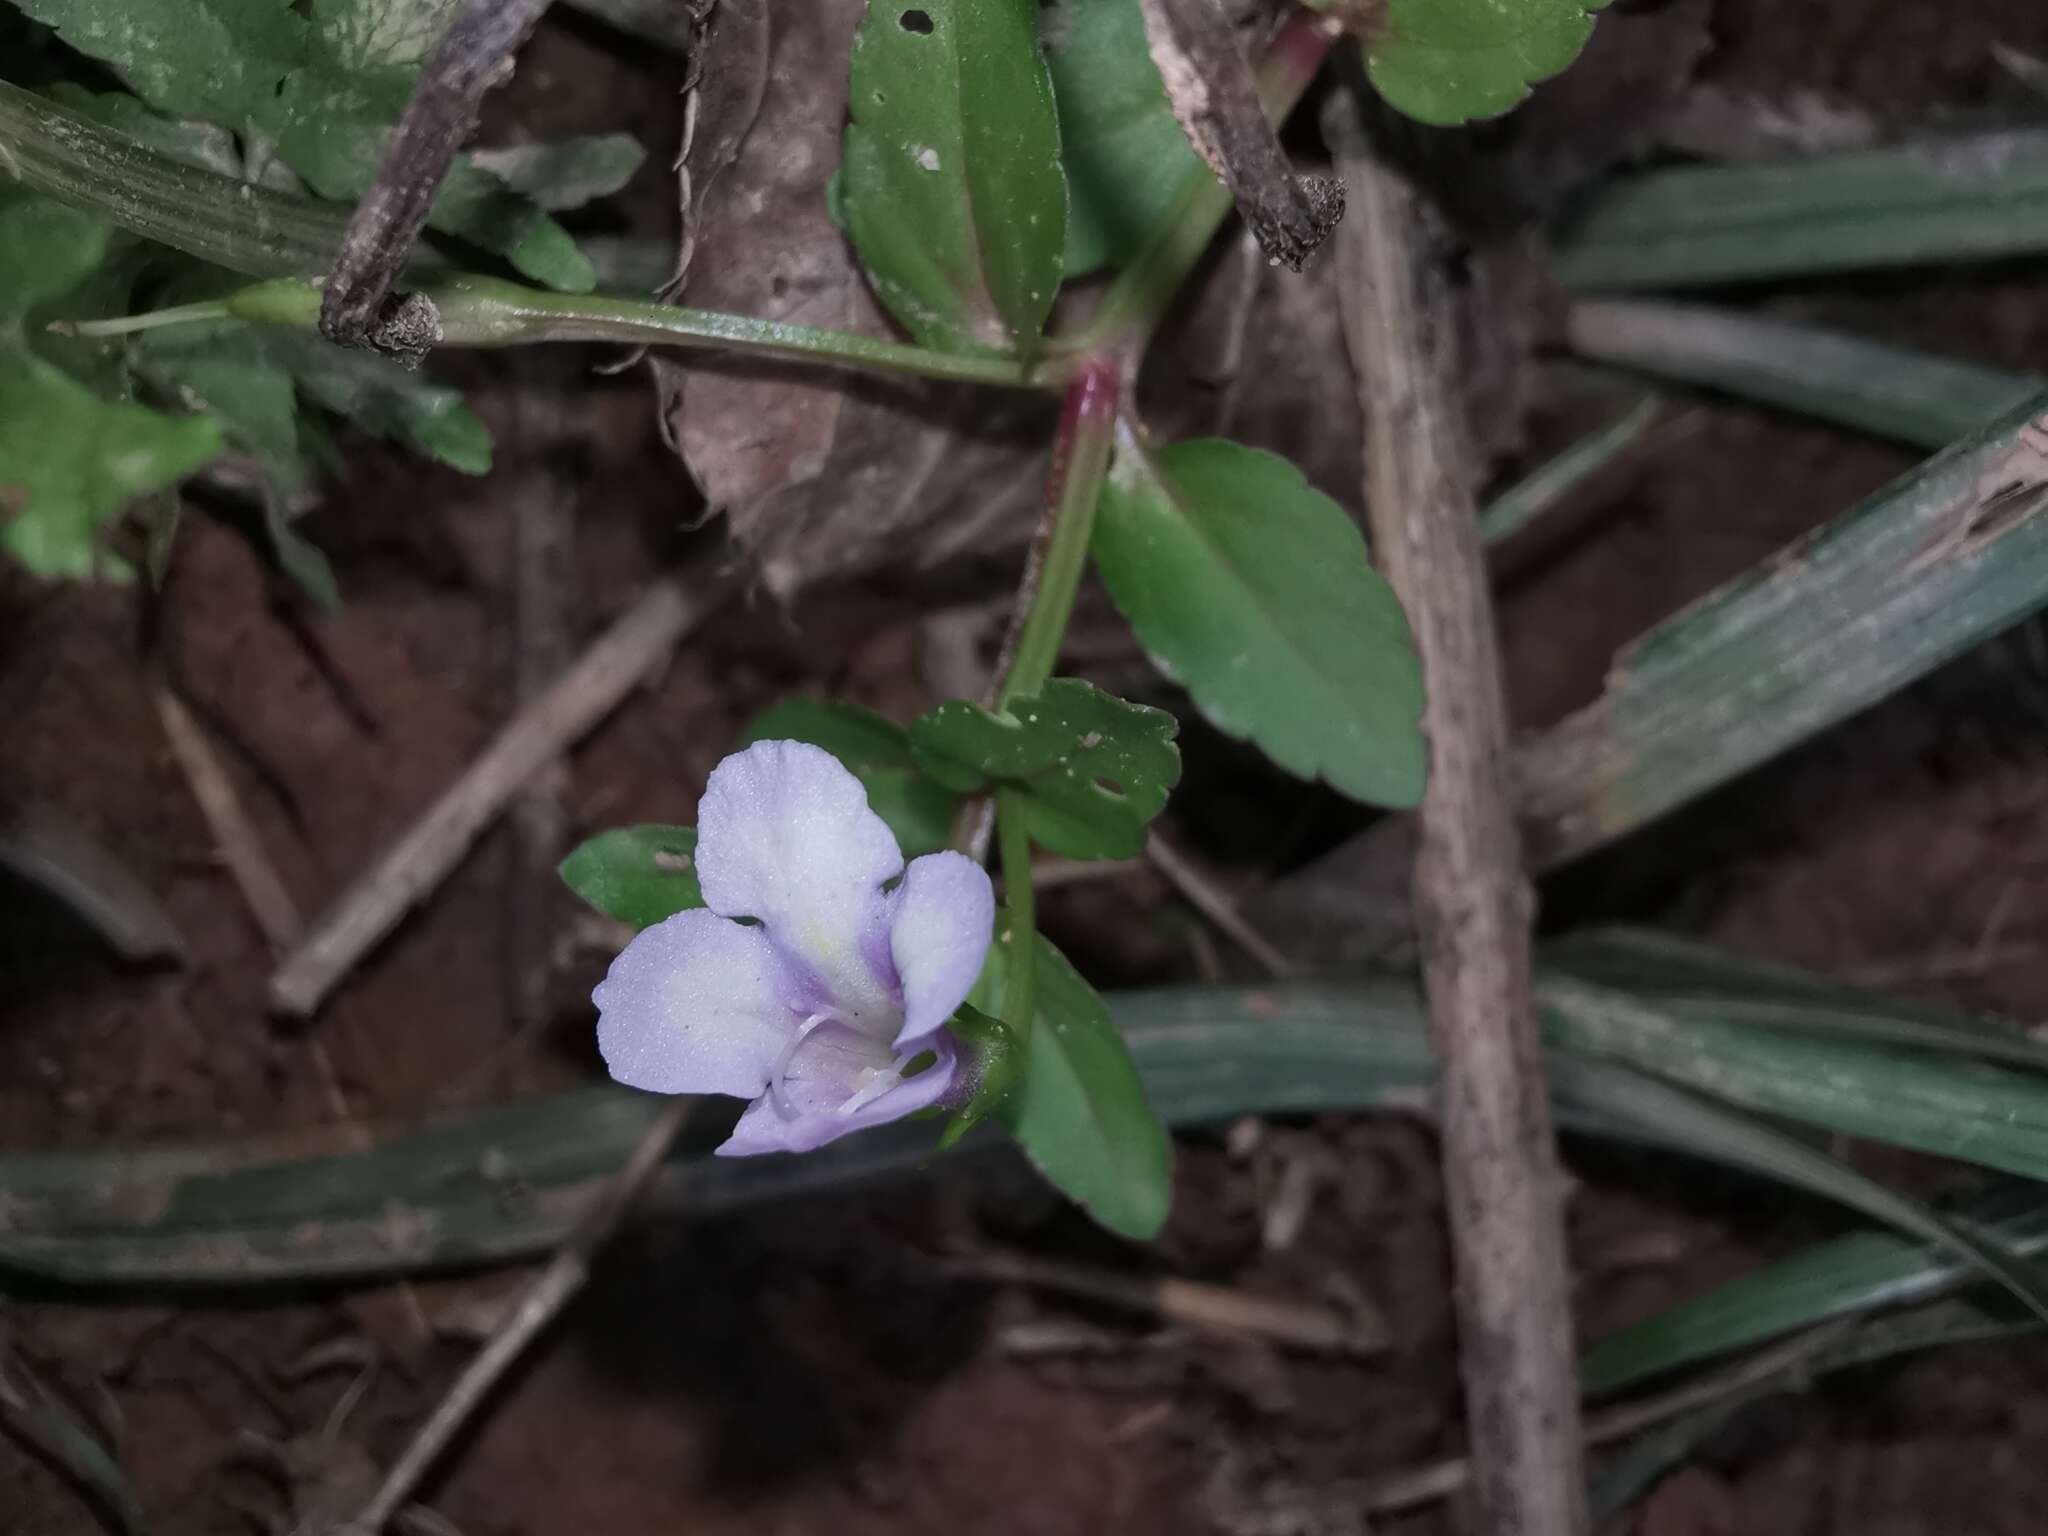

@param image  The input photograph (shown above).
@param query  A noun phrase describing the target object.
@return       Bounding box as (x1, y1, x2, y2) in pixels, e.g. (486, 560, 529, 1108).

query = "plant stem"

(986, 355, 1121, 1030)
(83, 275, 1068, 391)
(995, 356, 1122, 710)
(997, 789, 1038, 1037)
(428, 277, 1068, 389)
(1075, 13, 1336, 356)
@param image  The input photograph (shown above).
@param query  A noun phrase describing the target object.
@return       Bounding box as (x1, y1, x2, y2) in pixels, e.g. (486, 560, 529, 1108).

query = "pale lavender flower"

(593, 739, 995, 1156)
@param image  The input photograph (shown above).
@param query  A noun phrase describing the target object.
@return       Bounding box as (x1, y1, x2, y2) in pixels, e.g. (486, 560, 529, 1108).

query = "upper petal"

(887, 850, 996, 1051)
(717, 1033, 960, 1157)
(695, 739, 903, 1027)
(594, 909, 797, 1097)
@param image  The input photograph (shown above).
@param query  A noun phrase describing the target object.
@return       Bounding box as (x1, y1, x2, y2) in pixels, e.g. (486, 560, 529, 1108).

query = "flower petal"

(887, 850, 996, 1051)
(695, 739, 903, 1027)
(717, 1033, 960, 1156)
(594, 909, 797, 1097)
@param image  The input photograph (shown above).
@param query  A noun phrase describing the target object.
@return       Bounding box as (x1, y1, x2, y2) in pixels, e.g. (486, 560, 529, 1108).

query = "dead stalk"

(1328, 92, 1589, 1536)
(271, 568, 732, 1018)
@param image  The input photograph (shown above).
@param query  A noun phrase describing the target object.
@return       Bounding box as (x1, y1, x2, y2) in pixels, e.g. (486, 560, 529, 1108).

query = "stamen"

(770, 1011, 838, 1120)
(836, 1063, 904, 1117)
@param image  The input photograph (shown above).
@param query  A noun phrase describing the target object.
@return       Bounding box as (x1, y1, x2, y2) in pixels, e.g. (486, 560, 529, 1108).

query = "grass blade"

(1546, 928, 2048, 1072)
(1519, 391, 2048, 865)
(1582, 1196, 2048, 1396)
(0, 80, 351, 278)
(1541, 975, 2048, 1182)
(1553, 129, 2048, 290)
(1478, 396, 1662, 545)
(1567, 300, 2041, 453)
(1546, 1050, 2048, 1322)
(13, 960, 2048, 1291)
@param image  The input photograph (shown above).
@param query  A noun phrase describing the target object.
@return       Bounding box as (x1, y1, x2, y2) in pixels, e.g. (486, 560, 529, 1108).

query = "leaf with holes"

(738, 698, 960, 857)
(1365, 0, 1614, 127)
(841, 0, 1068, 353)
(558, 825, 704, 930)
(1094, 436, 1426, 809)
(910, 679, 1179, 859)
(1043, 0, 1194, 276)
(969, 918, 1173, 1238)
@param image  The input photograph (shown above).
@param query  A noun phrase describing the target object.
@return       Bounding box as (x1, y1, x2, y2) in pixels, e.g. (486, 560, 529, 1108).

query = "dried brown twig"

(271, 569, 733, 1018)
(320, 0, 553, 351)
(1135, 0, 1344, 270)
(341, 1098, 691, 1536)
(1328, 91, 1588, 1536)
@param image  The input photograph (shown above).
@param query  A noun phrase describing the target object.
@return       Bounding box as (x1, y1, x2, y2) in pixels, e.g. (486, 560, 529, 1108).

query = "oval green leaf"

(910, 678, 1179, 860)
(971, 919, 1174, 1239)
(1365, 0, 1613, 127)
(842, 0, 1069, 353)
(1094, 435, 1426, 809)
(558, 824, 703, 930)
(1043, 0, 1194, 276)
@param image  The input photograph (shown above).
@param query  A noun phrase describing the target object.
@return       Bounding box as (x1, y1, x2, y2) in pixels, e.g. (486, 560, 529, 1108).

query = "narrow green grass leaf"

(1581, 1185, 2048, 1395)
(20, 957, 2048, 1287)
(1568, 301, 2042, 453)
(1478, 396, 1661, 545)
(1547, 1050, 2048, 1323)
(1547, 929, 2048, 1073)
(1519, 391, 2048, 866)
(1554, 129, 2048, 290)
(1542, 976, 2048, 1185)
(1095, 435, 1426, 809)
(842, 0, 1068, 352)
(0, 80, 348, 278)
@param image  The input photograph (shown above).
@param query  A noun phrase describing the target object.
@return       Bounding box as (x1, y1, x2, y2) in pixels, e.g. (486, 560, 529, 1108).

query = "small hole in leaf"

(1094, 776, 1126, 798)
(652, 850, 693, 873)
(899, 8, 933, 32)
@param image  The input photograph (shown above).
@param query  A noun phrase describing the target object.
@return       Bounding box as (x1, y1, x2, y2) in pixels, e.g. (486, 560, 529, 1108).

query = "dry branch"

(271, 569, 731, 1017)
(320, 0, 553, 349)
(1328, 94, 1588, 1536)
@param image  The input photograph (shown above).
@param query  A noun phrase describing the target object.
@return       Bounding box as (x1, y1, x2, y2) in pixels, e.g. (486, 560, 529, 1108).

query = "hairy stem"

(996, 356, 1122, 709)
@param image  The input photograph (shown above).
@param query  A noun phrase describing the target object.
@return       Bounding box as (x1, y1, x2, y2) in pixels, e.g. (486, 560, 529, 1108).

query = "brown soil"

(7, 2, 2048, 1534)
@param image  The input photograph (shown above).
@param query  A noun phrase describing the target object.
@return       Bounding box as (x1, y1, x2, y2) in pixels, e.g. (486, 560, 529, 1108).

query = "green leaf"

(1366, 0, 1613, 127)
(1552, 129, 2048, 292)
(738, 698, 959, 857)
(558, 825, 704, 929)
(1042, 0, 1194, 277)
(841, 0, 1069, 352)
(0, 194, 219, 577)
(8, 0, 604, 290)
(911, 678, 1180, 859)
(1549, 1053, 2048, 1325)
(261, 329, 492, 473)
(469, 134, 647, 212)
(1095, 436, 1427, 810)
(971, 921, 1174, 1239)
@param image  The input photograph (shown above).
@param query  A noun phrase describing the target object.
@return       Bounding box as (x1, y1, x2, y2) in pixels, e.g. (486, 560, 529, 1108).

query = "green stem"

(996, 788, 1038, 1037)
(78, 275, 1070, 392)
(996, 356, 1122, 710)
(427, 277, 1069, 390)
(1072, 14, 1336, 355)
(985, 356, 1122, 1031)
